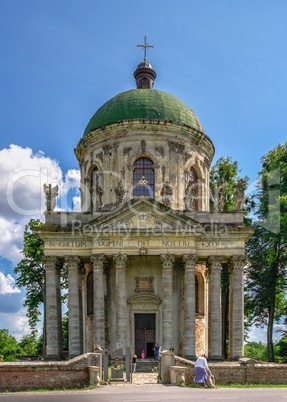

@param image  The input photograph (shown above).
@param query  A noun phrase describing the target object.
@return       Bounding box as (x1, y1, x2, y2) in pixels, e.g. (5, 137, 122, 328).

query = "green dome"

(83, 89, 204, 136)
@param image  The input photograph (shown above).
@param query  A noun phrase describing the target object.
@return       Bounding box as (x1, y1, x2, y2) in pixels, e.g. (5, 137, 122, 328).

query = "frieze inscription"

(201, 241, 233, 248)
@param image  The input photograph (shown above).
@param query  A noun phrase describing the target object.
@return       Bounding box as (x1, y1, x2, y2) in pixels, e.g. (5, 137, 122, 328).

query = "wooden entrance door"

(134, 313, 155, 358)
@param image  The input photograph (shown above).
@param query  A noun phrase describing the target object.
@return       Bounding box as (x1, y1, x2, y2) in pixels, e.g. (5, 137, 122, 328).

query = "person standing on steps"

(132, 354, 137, 373)
(154, 343, 160, 361)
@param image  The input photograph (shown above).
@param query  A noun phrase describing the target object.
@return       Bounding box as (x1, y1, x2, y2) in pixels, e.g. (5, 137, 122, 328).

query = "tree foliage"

(244, 341, 268, 362)
(14, 219, 45, 330)
(18, 333, 42, 357)
(245, 142, 287, 361)
(0, 329, 22, 361)
(13, 218, 69, 356)
(209, 156, 249, 356)
(210, 156, 249, 213)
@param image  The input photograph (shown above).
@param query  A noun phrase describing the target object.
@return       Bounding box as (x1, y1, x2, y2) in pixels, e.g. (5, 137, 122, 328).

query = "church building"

(37, 42, 253, 361)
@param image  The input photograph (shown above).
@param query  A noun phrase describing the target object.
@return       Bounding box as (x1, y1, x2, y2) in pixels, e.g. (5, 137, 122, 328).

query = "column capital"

(160, 254, 175, 268)
(91, 254, 106, 268)
(64, 256, 81, 266)
(182, 254, 197, 269)
(113, 254, 128, 269)
(43, 256, 60, 270)
(229, 255, 248, 271)
(207, 255, 224, 271)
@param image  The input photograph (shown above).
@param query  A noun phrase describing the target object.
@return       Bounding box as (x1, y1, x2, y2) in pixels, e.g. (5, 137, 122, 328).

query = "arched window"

(87, 271, 93, 315)
(133, 157, 154, 198)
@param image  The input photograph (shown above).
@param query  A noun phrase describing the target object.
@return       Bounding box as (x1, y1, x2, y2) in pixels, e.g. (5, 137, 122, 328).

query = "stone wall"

(160, 353, 287, 385)
(0, 353, 101, 392)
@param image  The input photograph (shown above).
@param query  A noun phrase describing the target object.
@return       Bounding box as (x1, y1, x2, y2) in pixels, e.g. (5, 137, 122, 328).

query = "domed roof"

(83, 89, 204, 136)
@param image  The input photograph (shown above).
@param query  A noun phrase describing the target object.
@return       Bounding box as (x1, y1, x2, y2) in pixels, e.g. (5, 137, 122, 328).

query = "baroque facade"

(37, 54, 253, 361)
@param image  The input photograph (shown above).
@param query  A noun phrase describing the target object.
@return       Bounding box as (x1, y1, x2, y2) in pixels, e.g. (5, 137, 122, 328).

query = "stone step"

(134, 360, 159, 373)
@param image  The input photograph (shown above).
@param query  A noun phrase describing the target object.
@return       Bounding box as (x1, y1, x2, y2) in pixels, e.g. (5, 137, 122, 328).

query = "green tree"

(274, 336, 287, 363)
(244, 341, 268, 361)
(209, 156, 249, 357)
(14, 218, 69, 356)
(62, 312, 69, 350)
(210, 156, 248, 212)
(245, 142, 287, 362)
(18, 333, 41, 357)
(14, 219, 45, 330)
(0, 329, 21, 361)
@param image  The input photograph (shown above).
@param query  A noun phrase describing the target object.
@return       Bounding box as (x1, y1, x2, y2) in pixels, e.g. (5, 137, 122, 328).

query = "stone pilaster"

(229, 255, 247, 360)
(65, 256, 82, 357)
(91, 254, 106, 349)
(161, 254, 175, 350)
(183, 254, 197, 359)
(113, 254, 128, 348)
(207, 256, 224, 360)
(44, 256, 62, 359)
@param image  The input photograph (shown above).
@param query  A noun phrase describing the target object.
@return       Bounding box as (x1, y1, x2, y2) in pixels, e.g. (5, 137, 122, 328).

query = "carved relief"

(96, 152, 103, 162)
(161, 254, 175, 268)
(184, 178, 197, 211)
(103, 144, 112, 154)
(123, 147, 132, 155)
(91, 183, 103, 211)
(160, 181, 173, 207)
(115, 180, 126, 206)
(112, 142, 119, 151)
(135, 276, 154, 292)
(113, 254, 128, 269)
(161, 165, 166, 183)
(155, 146, 164, 158)
(169, 141, 185, 154)
(140, 139, 146, 153)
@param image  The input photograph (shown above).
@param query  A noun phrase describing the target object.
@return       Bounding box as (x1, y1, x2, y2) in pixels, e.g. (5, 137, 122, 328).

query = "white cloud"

(0, 271, 21, 295)
(0, 144, 80, 338)
(1, 144, 63, 219)
(0, 144, 80, 261)
(0, 308, 32, 340)
(246, 322, 287, 344)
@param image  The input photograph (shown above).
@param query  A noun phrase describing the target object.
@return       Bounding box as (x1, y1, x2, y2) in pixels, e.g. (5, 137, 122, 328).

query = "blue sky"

(0, 0, 287, 342)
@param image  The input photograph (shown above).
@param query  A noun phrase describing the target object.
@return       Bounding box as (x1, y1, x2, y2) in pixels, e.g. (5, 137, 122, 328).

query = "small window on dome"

(133, 157, 154, 198)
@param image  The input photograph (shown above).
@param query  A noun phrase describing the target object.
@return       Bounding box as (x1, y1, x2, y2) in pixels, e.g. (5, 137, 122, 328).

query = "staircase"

(135, 359, 158, 373)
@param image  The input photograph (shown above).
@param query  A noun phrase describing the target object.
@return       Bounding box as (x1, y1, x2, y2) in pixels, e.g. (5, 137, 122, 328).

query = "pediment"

(89, 197, 199, 233)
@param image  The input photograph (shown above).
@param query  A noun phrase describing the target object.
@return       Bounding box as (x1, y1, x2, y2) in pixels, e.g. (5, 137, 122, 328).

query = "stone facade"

(36, 57, 253, 361)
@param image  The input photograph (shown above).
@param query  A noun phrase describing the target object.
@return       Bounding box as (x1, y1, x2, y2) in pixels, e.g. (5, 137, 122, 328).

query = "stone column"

(44, 256, 62, 359)
(113, 254, 128, 349)
(65, 256, 82, 357)
(207, 256, 224, 360)
(229, 255, 247, 360)
(91, 254, 106, 349)
(183, 254, 197, 359)
(161, 254, 175, 350)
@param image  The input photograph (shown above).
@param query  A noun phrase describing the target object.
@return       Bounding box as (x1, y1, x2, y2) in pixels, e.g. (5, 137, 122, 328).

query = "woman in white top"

(194, 354, 211, 386)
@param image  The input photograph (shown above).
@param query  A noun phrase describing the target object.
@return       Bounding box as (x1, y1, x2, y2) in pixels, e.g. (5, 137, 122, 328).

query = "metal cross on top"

(137, 36, 154, 60)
